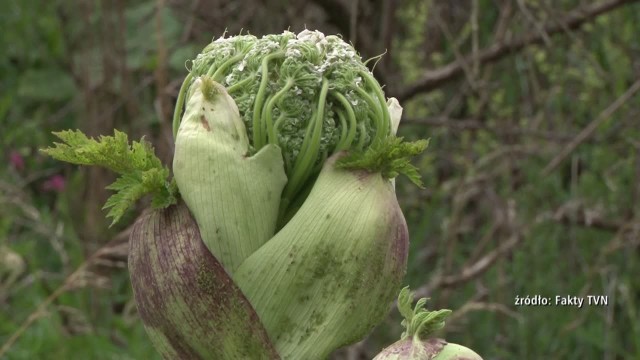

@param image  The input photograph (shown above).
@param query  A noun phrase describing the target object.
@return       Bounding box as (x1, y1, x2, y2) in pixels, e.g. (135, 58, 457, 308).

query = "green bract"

(173, 30, 394, 218)
(128, 202, 279, 359)
(234, 153, 408, 359)
(173, 77, 287, 272)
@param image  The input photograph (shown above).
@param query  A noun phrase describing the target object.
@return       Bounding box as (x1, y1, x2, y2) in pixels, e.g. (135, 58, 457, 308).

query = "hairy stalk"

(360, 70, 391, 136)
(172, 73, 194, 137)
(356, 122, 367, 150)
(283, 78, 329, 212)
(353, 86, 383, 143)
(332, 92, 358, 149)
(227, 75, 255, 94)
(265, 79, 295, 145)
(253, 52, 285, 149)
(334, 109, 349, 151)
(211, 53, 245, 82)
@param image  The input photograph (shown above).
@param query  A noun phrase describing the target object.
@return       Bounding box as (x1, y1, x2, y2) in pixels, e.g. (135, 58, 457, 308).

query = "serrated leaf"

(397, 286, 414, 321)
(395, 286, 452, 341)
(104, 173, 147, 225)
(41, 129, 178, 226)
(18, 69, 77, 101)
(415, 309, 452, 339)
(337, 136, 429, 187)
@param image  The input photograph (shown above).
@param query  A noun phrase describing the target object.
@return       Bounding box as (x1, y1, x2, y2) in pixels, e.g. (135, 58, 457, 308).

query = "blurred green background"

(1, 0, 639, 359)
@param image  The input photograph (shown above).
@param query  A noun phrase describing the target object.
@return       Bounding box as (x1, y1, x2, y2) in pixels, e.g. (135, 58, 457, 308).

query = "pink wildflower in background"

(9, 150, 25, 171)
(42, 174, 66, 192)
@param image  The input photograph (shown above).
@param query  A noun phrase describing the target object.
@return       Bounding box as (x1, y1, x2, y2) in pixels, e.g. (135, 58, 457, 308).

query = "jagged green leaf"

(396, 286, 452, 341)
(103, 173, 148, 225)
(41, 129, 178, 226)
(336, 136, 429, 187)
(397, 286, 414, 323)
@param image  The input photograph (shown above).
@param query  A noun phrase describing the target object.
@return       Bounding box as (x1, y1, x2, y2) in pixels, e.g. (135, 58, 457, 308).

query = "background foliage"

(1, 0, 639, 359)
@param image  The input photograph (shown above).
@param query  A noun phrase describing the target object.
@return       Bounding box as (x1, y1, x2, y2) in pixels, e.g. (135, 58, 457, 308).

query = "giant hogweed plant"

(43, 30, 481, 359)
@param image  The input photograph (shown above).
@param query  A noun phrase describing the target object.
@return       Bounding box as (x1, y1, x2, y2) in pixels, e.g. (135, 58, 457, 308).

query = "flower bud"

(373, 338, 482, 360)
(373, 287, 483, 360)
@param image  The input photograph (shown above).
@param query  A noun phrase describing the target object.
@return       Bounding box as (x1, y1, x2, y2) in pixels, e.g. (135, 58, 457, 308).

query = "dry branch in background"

(402, 116, 590, 143)
(542, 78, 640, 176)
(398, 0, 640, 101)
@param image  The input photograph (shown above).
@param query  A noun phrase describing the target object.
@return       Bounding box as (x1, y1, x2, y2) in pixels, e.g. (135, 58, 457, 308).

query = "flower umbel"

(174, 30, 414, 220)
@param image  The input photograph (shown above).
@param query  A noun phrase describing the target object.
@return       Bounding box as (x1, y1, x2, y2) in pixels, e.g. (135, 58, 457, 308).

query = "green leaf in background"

(17, 69, 76, 101)
(169, 44, 201, 72)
